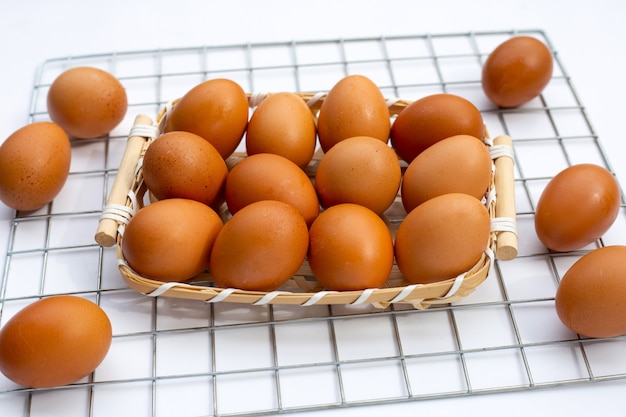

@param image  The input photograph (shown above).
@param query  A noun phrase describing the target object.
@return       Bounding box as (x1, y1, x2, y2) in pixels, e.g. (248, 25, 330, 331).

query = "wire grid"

(2, 30, 626, 417)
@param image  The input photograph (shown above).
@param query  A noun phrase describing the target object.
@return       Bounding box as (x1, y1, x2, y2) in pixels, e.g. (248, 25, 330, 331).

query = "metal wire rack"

(2, 29, 626, 417)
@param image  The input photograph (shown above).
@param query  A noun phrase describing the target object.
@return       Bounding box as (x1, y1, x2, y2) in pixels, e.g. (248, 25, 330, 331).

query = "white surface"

(1, 1, 626, 416)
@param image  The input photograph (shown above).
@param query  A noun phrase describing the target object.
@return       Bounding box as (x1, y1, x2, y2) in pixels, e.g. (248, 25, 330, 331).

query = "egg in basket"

(94, 74, 518, 309)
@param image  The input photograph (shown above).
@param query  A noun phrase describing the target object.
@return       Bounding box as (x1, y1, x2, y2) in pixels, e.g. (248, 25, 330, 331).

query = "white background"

(1, 1, 626, 416)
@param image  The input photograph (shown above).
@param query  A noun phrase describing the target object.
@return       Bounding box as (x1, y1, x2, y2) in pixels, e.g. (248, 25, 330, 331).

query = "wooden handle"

(94, 114, 154, 247)
(493, 134, 518, 261)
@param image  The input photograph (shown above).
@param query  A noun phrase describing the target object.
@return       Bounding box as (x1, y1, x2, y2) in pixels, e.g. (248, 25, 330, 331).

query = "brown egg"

(315, 136, 401, 215)
(0, 122, 71, 211)
(165, 78, 249, 159)
(122, 198, 223, 282)
(395, 193, 490, 284)
(390, 93, 484, 163)
(555, 246, 626, 338)
(210, 200, 309, 292)
(308, 203, 394, 291)
(317, 74, 390, 152)
(0, 295, 112, 388)
(47, 66, 128, 139)
(401, 134, 492, 212)
(225, 153, 319, 226)
(534, 164, 620, 252)
(142, 131, 228, 207)
(246, 92, 317, 169)
(482, 36, 553, 108)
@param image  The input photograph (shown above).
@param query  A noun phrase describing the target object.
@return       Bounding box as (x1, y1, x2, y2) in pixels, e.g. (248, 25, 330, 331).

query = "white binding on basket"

(253, 291, 287, 305)
(129, 124, 160, 140)
(101, 189, 140, 236)
(489, 143, 515, 160)
(301, 290, 337, 306)
(351, 288, 377, 305)
(249, 91, 270, 108)
(388, 284, 422, 303)
(491, 217, 518, 235)
(305, 92, 326, 110)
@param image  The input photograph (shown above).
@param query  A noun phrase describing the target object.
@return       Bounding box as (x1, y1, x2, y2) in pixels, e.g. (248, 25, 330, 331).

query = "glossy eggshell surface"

(122, 198, 223, 282)
(246, 92, 317, 169)
(401, 134, 492, 212)
(142, 131, 228, 207)
(225, 153, 319, 226)
(394, 193, 491, 284)
(0, 122, 71, 211)
(165, 78, 249, 159)
(481, 36, 553, 108)
(0, 295, 112, 388)
(315, 136, 401, 215)
(317, 75, 390, 152)
(47, 66, 128, 139)
(390, 93, 484, 163)
(555, 246, 626, 338)
(209, 200, 309, 292)
(308, 203, 394, 291)
(534, 164, 620, 252)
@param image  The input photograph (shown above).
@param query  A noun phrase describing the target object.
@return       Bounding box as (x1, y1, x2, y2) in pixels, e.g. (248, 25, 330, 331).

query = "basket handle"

(94, 114, 154, 247)
(493, 134, 518, 260)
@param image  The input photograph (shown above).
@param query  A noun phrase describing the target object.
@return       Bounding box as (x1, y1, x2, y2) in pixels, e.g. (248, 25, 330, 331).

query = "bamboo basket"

(95, 92, 518, 309)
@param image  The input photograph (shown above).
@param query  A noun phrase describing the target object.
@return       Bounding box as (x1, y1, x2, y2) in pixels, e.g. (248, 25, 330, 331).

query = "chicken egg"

(246, 92, 317, 168)
(165, 78, 249, 159)
(555, 245, 626, 338)
(317, 74, 390, 152)
(315, 135, 401, 215)
(209, 200, 309, 292)
(401, 134, 492, 212)
(482, 36, 553, 108)
(47, 66, 128, 139)
(394, 193, 491, 284)
(534, 164, 620, 252)
(0, 295, 112, 388)
(142, 131, 228, 207)
(122, 198, 223, 282)
(391, 93, 484, 163)
(308, 203, 394, 291)
(0, 122, 71, 211)
(225, 153, 319, 226)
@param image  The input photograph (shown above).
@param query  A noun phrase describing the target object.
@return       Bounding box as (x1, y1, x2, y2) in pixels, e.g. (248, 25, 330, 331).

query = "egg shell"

(308, 203, 394, 291)
(142, 131, 228, 207)
(390, 93, 484, 163)
(555, 246, 626, 338)
(482, 36, 553, 108)
(210, 200, 309, 292)
(534, 164, 621, 252)
(317, 74, 390, 152)
(47, 66, 128, 139)
(401, 134, 492, 212)
(225, 153, 319, 226)
(0, 122, 71, 211)
(0, 295, 112, 388)
(165, 78, 249, 159)
(315, 136, 402, 215)
(246, 92, 317, 168)
(122, 198, 223, 282)
(394, 193, 491, 284)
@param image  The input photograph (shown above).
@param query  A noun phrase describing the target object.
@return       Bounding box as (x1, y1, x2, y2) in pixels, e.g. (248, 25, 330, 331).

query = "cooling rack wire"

(2, 30, 626, 417)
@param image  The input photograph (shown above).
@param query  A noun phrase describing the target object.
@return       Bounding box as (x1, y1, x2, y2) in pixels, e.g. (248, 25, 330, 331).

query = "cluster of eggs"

(0, 35, 625, 392)
(121, 74, 494, 293)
